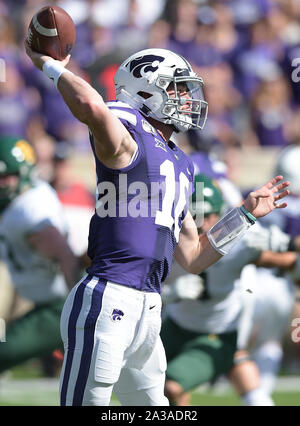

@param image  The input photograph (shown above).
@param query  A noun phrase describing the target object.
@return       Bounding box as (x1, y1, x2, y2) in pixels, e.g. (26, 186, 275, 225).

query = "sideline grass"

(0, 379, 299, 406)
(1, 362, 299, 406)
(191, 390, 300, 406)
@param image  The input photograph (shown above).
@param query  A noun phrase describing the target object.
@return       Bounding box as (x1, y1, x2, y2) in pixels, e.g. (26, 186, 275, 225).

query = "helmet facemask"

(155, 74, 208, 133)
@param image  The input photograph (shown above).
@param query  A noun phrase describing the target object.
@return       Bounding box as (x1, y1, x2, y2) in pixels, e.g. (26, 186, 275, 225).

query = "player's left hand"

(243, 175, 290, 219)
(24, 39, 70, 70)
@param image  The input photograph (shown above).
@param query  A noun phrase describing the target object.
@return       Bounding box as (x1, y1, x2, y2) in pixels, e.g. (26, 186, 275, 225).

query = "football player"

(0, 136, 78, 374)
(25, 42, 289, 406)
(161, 174, 300, 406)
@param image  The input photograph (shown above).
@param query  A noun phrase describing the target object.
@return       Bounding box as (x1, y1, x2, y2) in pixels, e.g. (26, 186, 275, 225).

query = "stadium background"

(0, 0, 299, 405)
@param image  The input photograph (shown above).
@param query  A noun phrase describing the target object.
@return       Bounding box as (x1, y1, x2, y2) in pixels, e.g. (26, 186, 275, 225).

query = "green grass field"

(0, 361, 299, 406)
(0, 379, 299, 406)
(191, 390, 300, 406)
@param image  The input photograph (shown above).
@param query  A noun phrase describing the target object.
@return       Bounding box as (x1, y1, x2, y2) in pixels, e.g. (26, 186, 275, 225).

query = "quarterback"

(25, 40, 289, 406)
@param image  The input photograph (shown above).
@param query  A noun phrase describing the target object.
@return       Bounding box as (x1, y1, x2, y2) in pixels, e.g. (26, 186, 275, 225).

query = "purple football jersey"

(87, 101, 194, 293)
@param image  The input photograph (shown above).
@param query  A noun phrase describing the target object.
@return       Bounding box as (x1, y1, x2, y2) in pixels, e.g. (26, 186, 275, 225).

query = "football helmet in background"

(190, 173, 225, 219)
(275, 144, 300, 196)
(0, 136, 36, 210)
(114, 48, 208, 133)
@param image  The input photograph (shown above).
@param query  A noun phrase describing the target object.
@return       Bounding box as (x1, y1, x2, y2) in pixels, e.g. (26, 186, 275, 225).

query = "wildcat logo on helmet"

(114, 48, 208, 132)
(128, 54, 165, 78)
(111, 309, 124, 322)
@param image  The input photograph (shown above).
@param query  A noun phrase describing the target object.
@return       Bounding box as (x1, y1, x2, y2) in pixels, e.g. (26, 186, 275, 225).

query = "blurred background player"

(50, 141, 95, 266)
(161, 174, 299, 406)
(237, 144, 300, 399)
(0, 136, 79, 374)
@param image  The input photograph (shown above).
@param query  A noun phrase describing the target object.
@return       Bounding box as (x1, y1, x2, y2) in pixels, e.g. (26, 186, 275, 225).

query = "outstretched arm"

(175, 176, 290, 274)
(28, 225, 79, 291)
(255, 250, 297, 269)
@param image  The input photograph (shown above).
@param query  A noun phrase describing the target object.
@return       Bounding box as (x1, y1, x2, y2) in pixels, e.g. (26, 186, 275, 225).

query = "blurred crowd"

(0, 0, 300, 391)
(1, 0, 300, 174)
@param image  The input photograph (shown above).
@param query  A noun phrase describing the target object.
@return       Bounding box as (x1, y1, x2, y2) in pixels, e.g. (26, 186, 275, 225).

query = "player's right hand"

(24, 39, 70, 70)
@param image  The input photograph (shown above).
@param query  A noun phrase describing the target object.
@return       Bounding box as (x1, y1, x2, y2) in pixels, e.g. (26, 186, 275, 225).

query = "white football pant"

(59, 274, 169, 406)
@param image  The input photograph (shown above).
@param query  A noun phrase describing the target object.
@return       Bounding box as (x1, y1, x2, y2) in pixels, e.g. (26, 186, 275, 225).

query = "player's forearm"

(44, 61, 132, 161)
(24, 41, 103, 124)
(190, 234, 223, 274)
(58, 252, 80, 291)
(28, 226, 79, 290)
(57, 72, 105, 125)
(255, 251, 297, 269)
(177, 204, 259, 274)
(175, 233, 222, 274)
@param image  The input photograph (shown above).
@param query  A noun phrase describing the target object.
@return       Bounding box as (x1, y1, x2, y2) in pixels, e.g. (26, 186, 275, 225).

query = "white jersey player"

(0, 136, 78, 375)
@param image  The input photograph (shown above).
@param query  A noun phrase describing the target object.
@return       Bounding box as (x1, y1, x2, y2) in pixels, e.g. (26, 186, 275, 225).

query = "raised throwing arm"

(24, 41, 136, 168)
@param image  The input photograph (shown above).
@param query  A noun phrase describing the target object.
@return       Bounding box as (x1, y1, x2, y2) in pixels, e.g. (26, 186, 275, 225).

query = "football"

(27, 5, 76, 61)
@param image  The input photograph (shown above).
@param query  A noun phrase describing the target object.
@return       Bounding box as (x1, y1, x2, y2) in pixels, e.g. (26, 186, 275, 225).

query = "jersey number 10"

(155, 159, 190, 242)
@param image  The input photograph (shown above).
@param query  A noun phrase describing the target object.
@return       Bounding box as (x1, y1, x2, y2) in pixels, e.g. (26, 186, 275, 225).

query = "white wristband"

(42, 59, 71, 88)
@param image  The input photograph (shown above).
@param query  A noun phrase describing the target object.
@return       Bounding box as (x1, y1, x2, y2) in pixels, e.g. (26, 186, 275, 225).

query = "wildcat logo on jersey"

(111, 309, 124, 322)
(128, 55, 164, 78)
(155, 138, 167, 152)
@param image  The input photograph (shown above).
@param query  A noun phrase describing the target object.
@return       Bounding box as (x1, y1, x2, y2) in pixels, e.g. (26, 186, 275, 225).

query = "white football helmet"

(114, 48, 208, 133)
(275, 145, 300, 196)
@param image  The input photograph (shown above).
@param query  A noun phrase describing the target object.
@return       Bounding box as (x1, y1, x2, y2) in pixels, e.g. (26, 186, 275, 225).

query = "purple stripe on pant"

(60, 275, 106, 406)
